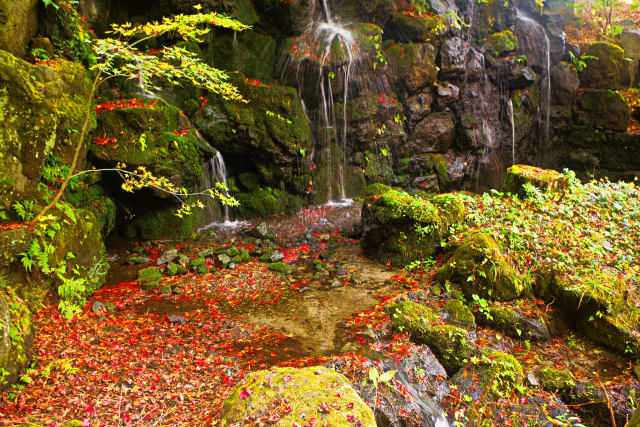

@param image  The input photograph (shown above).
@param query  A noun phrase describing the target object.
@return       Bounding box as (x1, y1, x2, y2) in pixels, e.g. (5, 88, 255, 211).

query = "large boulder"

(361, 185, 466, 266)
(435, 233, 523, 301)
(579, 42, 628, 89)
(0, 0, 38, 57)
(0, 51, 95, 210)
(551, 62, 580, 106)
(220, 366, 375, 426)
(574, 89, 630, 132)
(619, 29, 640, 86)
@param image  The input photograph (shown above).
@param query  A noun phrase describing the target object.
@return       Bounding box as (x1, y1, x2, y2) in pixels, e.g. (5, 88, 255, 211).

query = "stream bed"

(2, 202, 639, 426)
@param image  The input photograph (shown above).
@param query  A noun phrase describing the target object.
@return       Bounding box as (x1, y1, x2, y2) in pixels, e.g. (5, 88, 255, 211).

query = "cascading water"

(507, 99, 516, 165)
(286, 0, 361, 203)
(201, 151, 230, 222)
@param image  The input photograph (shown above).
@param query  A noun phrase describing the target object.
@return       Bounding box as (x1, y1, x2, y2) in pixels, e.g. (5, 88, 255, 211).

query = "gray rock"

(167, 314, 187, 324)
(248, 222, 270, 239)
(217, 254, 232, 268)
(127, 255, 151, 265)
(269, 251, 285, 262)
(401, 112, 455, 156)
(91, 301, 105, 314)
(157, 248, 179, 265)
(552, 62, 580, 106)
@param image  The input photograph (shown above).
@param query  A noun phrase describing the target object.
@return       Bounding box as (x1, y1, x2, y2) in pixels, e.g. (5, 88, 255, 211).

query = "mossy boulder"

(125, 203, 204, 240)
(475, 304, 550, 341)
(220, 366, 375, 426)
(386, 13, 451, 43)
(536, 271, 640, 358)
(208, 31, 276, 83)
(0, 52, 95, 209)
(66, 185, 116, 237)
(579, 42, 628, 89)
(503, 165, 568, 199)
(361, 187, 466, 266)
(574, 89, 630, 132)
(0, 288, 33, 387)
(441, 299, 476, 330)
(386, 300, 474, 374)
(90, 98, 212, 190)
(536, 367, 576, 392)
(0, 0, 38, 58)
(451, 349, 523, 402)
(267, 262, 292, 274)
(235, 187, 303, 218)
(138, 266, 162, 290)
(436, 233, 523, 301)
(483, 30, 519, 60)
(196, 78, 312, 189)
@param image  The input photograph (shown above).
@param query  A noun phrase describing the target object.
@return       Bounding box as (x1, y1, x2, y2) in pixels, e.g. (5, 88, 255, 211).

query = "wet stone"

(157, 248, 179, 265)
(127, 255, 151, 265)
(269, 251, 285, 262)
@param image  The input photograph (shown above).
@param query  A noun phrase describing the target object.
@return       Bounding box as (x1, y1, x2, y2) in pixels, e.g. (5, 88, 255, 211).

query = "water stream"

(507, 99, 516, 165)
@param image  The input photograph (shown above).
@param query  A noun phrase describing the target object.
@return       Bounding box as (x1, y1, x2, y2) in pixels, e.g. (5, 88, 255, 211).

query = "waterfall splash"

(507, 99, 516, 165)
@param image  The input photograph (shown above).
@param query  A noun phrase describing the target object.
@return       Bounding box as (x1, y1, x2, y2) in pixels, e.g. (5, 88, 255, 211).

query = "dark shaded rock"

(383, 43, 438, 93)
(579, 42, 628, 89)
(551, 62, 580, 106)
(0, 289, 32, 387)
(402, 112, 455, 156)
(435, 83, 459, 107)
(0, 0, 38, 58)
(574, 89, 630, 132)
(620, 29, 640, 86)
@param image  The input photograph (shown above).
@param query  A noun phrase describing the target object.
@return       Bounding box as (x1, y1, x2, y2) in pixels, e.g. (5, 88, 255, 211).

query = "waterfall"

(201, 151, 230, 221)
(507, 99, 516, 165)
(285, 0, 361, 203)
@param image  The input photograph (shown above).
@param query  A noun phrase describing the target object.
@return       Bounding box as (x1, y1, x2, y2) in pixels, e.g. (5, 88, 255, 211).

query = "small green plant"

(368, 366, 397, 408)
(13, 201, 36, 222)
(568, 51, 598, 73)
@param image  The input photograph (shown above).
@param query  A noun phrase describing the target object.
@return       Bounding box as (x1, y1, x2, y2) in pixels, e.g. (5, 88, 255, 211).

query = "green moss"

(138, 266, 162, 290)
(267, 262, 292, 274)
(537, 367, 576, 391)
(386, 301, 473, 374)
(235, 187, 303, 218)
(443, 299, 476, 329)
(483, 30, 519, 59)
(429, 193, 466, 225)
(436, 233, 523, 301)
(365, 183, 392, 196)
(503, 165, 568, 199)
(126, 203, 204, 240)
(0, 289, 33, 387)
(220, 366, 375, 426)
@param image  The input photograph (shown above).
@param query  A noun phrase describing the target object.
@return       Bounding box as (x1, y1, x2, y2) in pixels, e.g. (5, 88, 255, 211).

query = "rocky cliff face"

(0, 0, 639, 230)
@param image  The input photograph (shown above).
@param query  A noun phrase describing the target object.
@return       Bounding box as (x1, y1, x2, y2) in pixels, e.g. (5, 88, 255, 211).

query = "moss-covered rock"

(91, 98, 211, 191)
(66, 184, 116, 237)
(484, 30, 519, 59)
(436, 233, 523, 301)
(267, 262, 292, 274)
(579, 42, 628, 89)
(220, 366, 375, 426)
(138, 266, 162, 290)
(574, 89, 630, 132)
(235, 187, 303, 218)
(0, 0, 38, 58)
(386, 13, 451, 43)
(361, 188, 467, 266)
(503, 165, 568, 199)
(383, 43, 437, 93)
(442, 299, 476, 330)
(451, 349, 523, 402)
(386, 300, 474, 374)
(196, 78, 312, 191)
(0, 288, 33, 387)
(125, 203, 204, 240)
(0, 52, 95, 209)
(536, 270, 640, 358)
(476, 304, 550, 341)
(536, 367, 576, 392)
